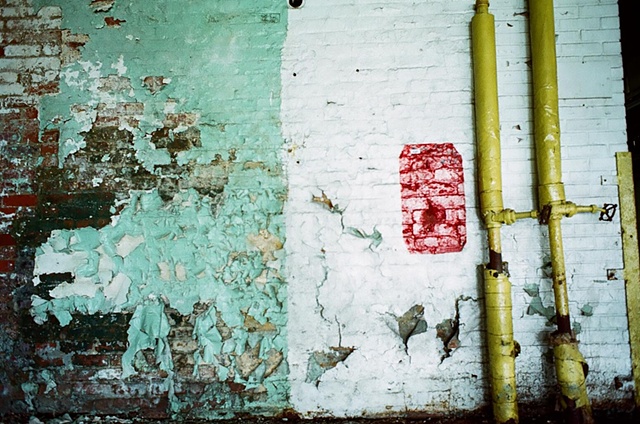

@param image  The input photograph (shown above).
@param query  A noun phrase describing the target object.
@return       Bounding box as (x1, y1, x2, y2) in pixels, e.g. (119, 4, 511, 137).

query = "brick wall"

(281, 0, 632, 417)
(2, 0, 288, 420)
(0, 0, 634, 420)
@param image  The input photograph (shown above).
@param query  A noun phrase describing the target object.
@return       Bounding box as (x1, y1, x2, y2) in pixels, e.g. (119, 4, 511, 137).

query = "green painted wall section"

(30, 0, 289, 417)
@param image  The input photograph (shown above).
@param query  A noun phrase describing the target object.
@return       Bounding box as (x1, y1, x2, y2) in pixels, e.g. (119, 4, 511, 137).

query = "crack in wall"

(436, 295, 474, 363)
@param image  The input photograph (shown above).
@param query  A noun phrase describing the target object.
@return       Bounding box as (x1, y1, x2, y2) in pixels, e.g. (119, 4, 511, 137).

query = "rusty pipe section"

(472, 1, 518, 422)
(529, 1, 592, 422)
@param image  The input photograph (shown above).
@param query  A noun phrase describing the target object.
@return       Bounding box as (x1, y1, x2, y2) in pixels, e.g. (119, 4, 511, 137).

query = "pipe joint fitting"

(557, 202, 578, 218)
(484, 209, 516, 226)
(475, 0, 489, 13)
(483, 211, 502, 228)
(499, 209, 517, 225)
(540, 202, 603, 224)
(485, 209, 538, 226)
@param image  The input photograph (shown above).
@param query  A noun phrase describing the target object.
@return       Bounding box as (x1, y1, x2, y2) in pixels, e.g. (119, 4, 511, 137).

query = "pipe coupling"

(538, 202, 604, 224)
(475, 0, 490, 13)
(484, 209, 537, 226)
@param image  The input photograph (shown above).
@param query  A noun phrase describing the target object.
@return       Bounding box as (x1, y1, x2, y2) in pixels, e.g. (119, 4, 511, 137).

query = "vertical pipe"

(528, 1, 592, 422)
(484, 269, 518, 424)
(474, 0, 503, 230)
(472, 2, 518, 422)
(529, 0, 565, 207)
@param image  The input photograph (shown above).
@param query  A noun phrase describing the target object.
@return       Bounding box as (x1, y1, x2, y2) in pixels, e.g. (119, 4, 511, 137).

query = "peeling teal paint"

(345, 226, 383, 249)
(30, 0, 289, 417)
(524, 283, 555, 323)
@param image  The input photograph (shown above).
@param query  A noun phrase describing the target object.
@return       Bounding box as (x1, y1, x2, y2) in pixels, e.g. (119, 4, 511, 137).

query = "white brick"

(0, 82, 25, 96)
(0, 72, 19, 83)
(0, 6, 35, 17)
(3, 44, 42, 57)
(282, 0, 630, 416)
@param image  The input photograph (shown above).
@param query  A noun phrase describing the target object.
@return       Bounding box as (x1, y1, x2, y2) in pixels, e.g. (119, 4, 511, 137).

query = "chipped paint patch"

(305, 346, 355, 386)
(27, 0, 289, 417)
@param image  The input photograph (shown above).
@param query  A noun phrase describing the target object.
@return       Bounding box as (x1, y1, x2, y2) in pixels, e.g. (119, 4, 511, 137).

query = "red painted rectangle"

(399, 143, 466, 254)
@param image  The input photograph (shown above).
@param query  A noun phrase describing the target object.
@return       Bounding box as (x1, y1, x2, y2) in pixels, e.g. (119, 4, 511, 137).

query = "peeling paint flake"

(49, 277, 99, 299)
(396, 304, 427, 351)
(122, 302, 172, 378)
(115, 234, 144, 258)
(247, 229, 283, 262)
(103, 272, 132, 307)
(34, 249, 90, 279)
(90, 0, 115, 13)
(306, 346, 355, 386)
(25, 0, 290, 415)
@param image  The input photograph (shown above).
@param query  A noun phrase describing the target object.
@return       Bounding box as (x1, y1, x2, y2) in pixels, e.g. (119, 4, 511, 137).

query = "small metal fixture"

(289, 0, 303, 8)
(599, 203, 617, 222)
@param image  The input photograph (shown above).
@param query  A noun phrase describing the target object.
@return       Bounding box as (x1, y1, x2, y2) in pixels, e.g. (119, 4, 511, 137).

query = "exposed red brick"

(41, 129, 60, 143)
(74, 219, 93, 228)
(0, 207, 18, 215)
(34, 356, 64, 367)
(104, 17, 126, 27)
(24, 107, 39, 120)
(26, 81, 60, 96)
(40, 144, 58, 155)
(0, 260, 15, 273)
(23, 127, 39, 144)
(2, 194, 38, 207)
(228, 381, 246, 393)
(95, 218, 110, 227)
(72, 354, 109, 367)
(0, 234, 16, 246)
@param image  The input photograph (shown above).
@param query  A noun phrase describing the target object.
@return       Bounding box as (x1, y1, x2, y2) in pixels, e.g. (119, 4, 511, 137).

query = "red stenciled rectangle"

(399, 143, 466, 254)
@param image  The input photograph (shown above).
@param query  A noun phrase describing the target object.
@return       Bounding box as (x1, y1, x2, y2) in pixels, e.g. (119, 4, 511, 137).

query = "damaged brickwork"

(2, 0, 288, 419)
(2, 0, 635, 421)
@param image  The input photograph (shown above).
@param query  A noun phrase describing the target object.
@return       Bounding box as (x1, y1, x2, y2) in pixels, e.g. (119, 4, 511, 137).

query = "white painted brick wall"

(281, 0, 631, 416)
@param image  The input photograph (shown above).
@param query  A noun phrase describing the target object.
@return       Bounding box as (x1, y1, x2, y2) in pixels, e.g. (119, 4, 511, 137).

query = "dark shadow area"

(619, 0, 640, 234)
(4, 404, 638, 424)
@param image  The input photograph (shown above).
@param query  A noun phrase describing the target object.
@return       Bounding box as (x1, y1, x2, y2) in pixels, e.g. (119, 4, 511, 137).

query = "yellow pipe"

(529, 0, 565, 207)
(529, 1, 592, 422)
(547, 218, 571, 321)
(485, 270, 518, 424)
(472, 2, 519, 422)
(473, 0, 503, 223)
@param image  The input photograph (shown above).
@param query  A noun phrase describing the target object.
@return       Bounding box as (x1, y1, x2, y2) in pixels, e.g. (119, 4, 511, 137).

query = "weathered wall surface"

(1, 0, 288, 419)
(281, 0, 632, 417)
(0, 0, 634, 420)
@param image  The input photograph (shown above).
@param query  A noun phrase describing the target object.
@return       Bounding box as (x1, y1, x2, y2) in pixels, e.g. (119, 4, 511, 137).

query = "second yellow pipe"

(529, 0, 592, 422)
